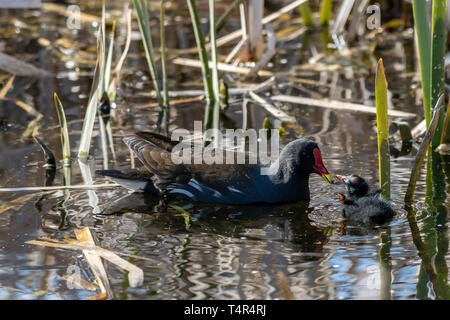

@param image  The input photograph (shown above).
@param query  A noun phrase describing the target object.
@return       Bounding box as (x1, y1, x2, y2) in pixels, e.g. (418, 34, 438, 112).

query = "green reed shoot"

(319, 0, 332, 27)
(54, 93, 71, 167)
(411, 0, 432, 126)
(299, 1, 313, 27)
(375, 58, 390, 198)
(430, 0, 447, 149)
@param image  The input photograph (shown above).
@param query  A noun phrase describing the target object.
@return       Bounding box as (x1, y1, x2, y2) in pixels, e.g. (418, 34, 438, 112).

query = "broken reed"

(375, 59, 390, 199)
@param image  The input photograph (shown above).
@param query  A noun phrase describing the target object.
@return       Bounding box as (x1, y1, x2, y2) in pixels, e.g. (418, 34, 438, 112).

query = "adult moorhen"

(96, 132, 332, 204)
(336, 174, 396, 225)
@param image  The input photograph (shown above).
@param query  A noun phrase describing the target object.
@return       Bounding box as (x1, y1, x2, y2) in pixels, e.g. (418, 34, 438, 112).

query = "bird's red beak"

(336, 175, 347, 183)
(313, 148, 332, 184)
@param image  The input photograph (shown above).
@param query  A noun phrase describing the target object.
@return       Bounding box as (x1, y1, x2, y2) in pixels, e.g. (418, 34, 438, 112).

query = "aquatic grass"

(441, 99, 450, 144)
(77, 1, 129, 160)
(160, 0, 170, 131)
(216, 0, 243, 35)
(103, 21, 116, 97)
(187, 0, 220, 131)
(319, 0, 332, 27)
(209, 0, 220, 103)
(299, 2, 313, 27)
(430, 0, 447, 149)
(332, 0, 355, 34)
(54, 93, 71, 168)
(133, 0, 168, 133)
(404, 95, 444, 203)
(111, 8, 132, 96)
(98, 111, 109, 169)
(33, 136, 56, 186)
(78, 24, 105, 161)
(169, 204, 191, 231)
(33, 136, 56, 168)
(99, 21, 117, 168)
(411, 0, 432, 126)
(379, 229, 392, 300)
(375, 58, 390, 199)
(404, 205, 445, 299)
(54, 93, 72, 187)
(187, 0, 215, 102)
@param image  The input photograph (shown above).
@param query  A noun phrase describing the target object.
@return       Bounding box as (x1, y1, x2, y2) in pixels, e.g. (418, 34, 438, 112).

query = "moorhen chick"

(336, 174, 396, 225)
(97, 132, 332, 204)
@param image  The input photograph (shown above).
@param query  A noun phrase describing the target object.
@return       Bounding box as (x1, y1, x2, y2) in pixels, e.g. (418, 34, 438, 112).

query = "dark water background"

(0, 1, 448, 299)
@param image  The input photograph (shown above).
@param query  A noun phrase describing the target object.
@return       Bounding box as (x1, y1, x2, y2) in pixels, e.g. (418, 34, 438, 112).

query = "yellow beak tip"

(322, 174, 333, 184)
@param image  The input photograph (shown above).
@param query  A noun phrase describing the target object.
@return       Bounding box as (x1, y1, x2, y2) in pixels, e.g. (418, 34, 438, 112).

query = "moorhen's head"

(280, 138, 332, 183)
(336, 174, 369, 198)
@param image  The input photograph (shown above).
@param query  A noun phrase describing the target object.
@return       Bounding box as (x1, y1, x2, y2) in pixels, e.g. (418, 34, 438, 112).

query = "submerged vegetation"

(0, 0, 448, 300)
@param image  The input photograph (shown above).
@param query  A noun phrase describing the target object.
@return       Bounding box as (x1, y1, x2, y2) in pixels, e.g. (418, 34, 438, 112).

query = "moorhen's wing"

(124, 132, 264, 196)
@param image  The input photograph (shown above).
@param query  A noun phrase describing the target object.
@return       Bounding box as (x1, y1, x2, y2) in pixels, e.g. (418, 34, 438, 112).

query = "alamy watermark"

(65, 265, 83, 290)
(67, 5, 81, 30)
(366, 264, 381, 290)
(170, 121, 281, 175)
(366, 5, 381, 30)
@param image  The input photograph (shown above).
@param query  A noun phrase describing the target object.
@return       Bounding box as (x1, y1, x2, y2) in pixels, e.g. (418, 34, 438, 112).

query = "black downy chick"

(336, 174, 396, 225)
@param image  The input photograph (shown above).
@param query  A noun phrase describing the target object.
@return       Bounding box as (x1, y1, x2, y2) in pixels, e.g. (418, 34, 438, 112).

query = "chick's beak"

(336, 175, 347, 183)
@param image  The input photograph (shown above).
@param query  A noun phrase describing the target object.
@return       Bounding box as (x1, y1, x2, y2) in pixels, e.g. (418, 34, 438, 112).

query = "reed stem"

(299, 2, 313, 27)
(430, 0, 447, 149)
(375, 58, 390, 198)
(187, 0, 215, 103)
(54, 93, 71, 167)
(319, 0, 332, 27)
